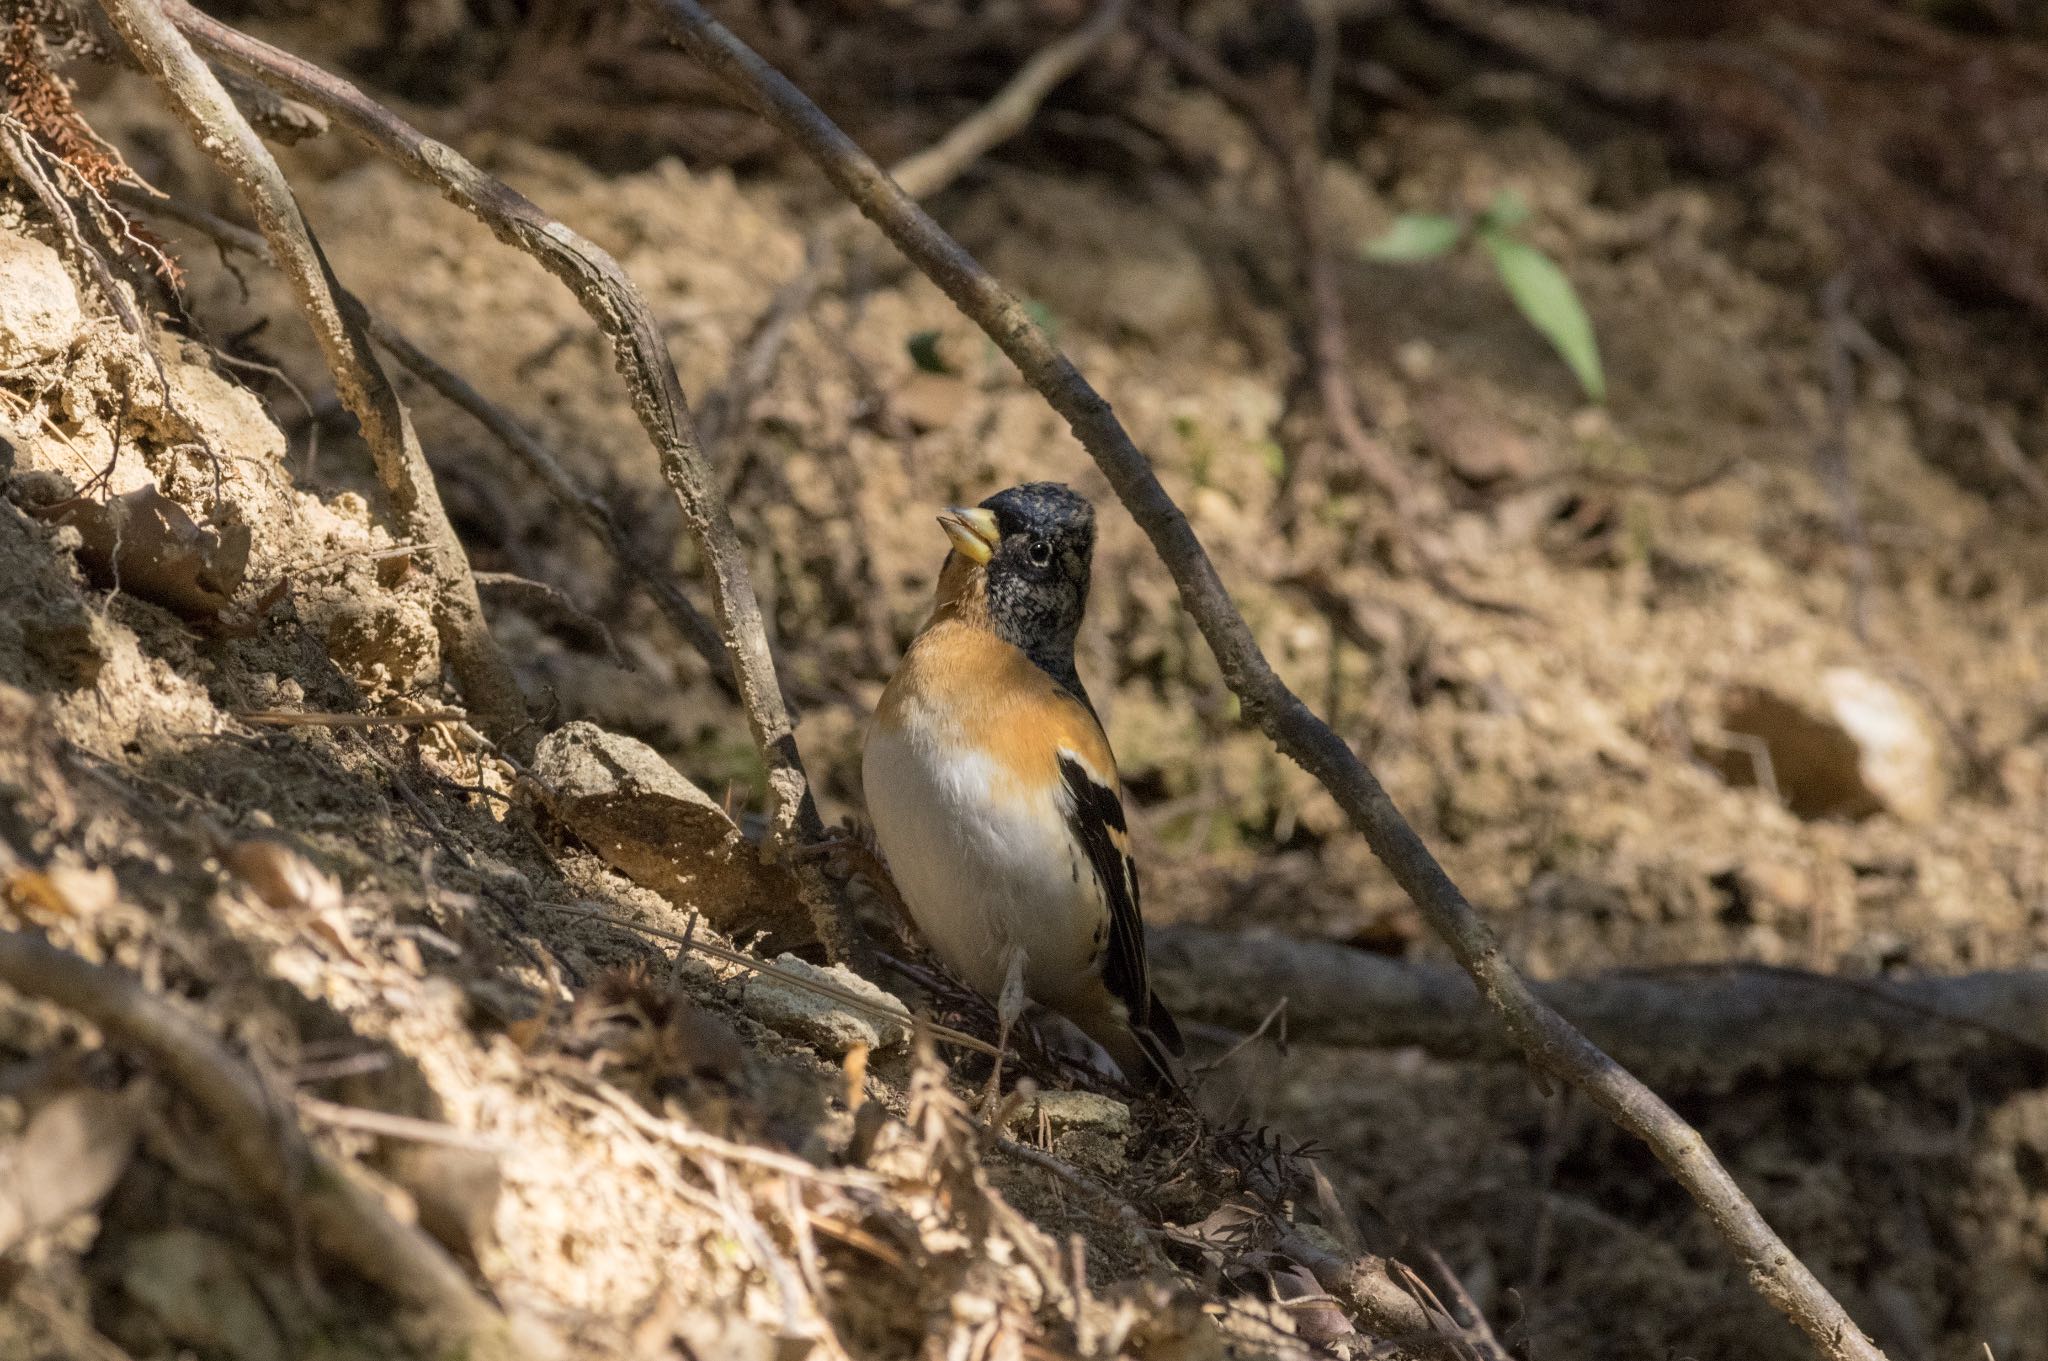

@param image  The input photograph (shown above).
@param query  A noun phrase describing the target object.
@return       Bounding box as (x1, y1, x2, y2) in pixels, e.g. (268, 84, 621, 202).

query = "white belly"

(862, 723, 1102, 1005)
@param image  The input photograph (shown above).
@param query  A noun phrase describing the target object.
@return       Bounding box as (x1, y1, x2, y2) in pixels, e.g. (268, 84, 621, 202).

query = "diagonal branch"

(159, 0, 854, 960)
(700, 0, 1129, 457)
(640, 4, 1886, 1358)
(97, 0, 526, 740)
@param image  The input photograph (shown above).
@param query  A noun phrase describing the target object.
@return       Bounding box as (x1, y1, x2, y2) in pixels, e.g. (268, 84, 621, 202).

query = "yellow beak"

(937, 506, 1000, 565)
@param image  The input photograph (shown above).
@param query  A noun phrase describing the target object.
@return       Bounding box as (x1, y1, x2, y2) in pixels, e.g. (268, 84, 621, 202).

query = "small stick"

(298, 1096, 512, 1155)
(99, 0, 525, 740)
(529, 900, 1001, 1058)
(701, 0, 1128, 460)
(235, 709, 465, 728)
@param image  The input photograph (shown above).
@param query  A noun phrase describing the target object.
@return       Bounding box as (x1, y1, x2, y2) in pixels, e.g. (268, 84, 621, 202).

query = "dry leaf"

(32, 483, 251, 622)
(223, 836, 341, 913)
(3, 863, 116, 920)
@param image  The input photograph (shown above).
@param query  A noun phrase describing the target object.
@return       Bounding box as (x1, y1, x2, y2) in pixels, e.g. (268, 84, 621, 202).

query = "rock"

(1413, 389, 1543, 486)
(1819, 667, 1945, 824)
(533, 722, 809, 948)
(0, 231, 81, 367)
(741, 953, 911, 1056)
(1703, 671, 1945, 822)
(1004, 1089, 1131, 1139)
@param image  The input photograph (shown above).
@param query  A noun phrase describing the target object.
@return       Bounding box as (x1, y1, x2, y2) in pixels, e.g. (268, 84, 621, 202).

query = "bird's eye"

(1027, 538, 1053, 567)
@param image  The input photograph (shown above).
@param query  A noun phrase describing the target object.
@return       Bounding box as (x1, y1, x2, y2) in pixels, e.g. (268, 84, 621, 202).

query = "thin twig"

(890, 0, 1130, 202)
(0, 929, 520, 1357)
(645, 7, 1886, 1357)
(298, 1096, 513, 1154)
(166, 0, 850, 960)
(1131, 14, 1412, 508)
(699, 0, 1128, 459)
(528, 900, 1001, 1058)
(474, 570, 622, 663)
(235, 709, 465, 728)
(99, 0, 526, 740)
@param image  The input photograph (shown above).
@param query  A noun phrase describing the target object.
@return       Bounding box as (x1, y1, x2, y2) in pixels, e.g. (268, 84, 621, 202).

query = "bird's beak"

(937, 506, 1000, 565)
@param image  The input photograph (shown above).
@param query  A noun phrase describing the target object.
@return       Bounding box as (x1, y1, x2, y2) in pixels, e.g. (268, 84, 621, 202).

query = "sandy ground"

(0, 9, 2045, 1360)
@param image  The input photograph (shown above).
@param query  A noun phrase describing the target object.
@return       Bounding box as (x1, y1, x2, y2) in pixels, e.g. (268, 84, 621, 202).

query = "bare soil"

(3, 5, 2047, 1360)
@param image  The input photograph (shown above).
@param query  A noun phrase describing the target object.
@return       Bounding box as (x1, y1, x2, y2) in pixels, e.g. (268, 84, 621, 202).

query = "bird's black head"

(937, 481, 1096, 687)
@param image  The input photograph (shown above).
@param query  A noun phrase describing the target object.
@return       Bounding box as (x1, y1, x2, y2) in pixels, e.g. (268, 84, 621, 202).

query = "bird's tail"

(1128, 991, 1187, 1095)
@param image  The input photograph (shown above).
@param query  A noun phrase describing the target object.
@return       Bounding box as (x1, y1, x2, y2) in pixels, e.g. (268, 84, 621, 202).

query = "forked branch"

(642, 3, 1885, 1357)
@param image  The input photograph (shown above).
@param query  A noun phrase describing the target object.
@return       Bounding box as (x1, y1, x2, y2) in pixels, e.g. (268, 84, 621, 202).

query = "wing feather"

(1056, 752, 1152, 1029)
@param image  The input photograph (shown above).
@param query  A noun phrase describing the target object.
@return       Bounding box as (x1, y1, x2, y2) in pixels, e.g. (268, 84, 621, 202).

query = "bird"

(862, 481, 1184, 1089)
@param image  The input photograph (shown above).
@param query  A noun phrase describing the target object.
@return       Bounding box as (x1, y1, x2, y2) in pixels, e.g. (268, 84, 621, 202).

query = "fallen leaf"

(32, 483, 251, 622)
(3, 863, 116, 920)
(223, 836, 341, 913)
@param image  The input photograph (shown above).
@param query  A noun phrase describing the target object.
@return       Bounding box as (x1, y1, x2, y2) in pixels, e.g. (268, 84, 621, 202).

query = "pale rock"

(0, 231, 81, 368)
(533, 722, 809, 948)
(741, 953, 911, 1055)
(1819, 667, 1946, 824)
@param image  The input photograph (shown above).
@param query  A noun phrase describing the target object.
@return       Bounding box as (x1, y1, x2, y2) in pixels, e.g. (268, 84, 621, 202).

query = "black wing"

(1057, 753, 1182, 1057)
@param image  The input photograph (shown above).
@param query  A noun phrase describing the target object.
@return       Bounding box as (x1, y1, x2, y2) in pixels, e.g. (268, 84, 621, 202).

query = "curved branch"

(160, 0, 853, 959)
(640, 4, 1885, 1357)
(887, 0, 1130, 203)
(100, 0, 526, 738)
(0, 929, 520, 1357)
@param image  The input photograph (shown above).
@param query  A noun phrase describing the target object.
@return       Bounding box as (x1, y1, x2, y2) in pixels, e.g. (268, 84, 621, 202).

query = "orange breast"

(874, 619, 1116, 800)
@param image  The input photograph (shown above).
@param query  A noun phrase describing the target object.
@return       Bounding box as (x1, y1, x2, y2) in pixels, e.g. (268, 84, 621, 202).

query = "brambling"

(863, 481, 1184, 1088)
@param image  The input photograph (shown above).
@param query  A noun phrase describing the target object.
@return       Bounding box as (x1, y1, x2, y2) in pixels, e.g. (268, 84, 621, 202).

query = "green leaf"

(906, 330, 951, 374)
(1479, 230, 1606, 403)
(1480, 188, 1530, 233)
(1362, 214, 1463, 262)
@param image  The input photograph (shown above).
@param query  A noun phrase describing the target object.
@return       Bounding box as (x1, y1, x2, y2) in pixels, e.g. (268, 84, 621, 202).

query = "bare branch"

(98, 0, 525, 739)
(0, 929, 520, 1357)
(1153, 926, 2048, 1084)
(161, 0, 853, 960)
(889, 0, 1129, 203)
(642, 5, 1886, 1356)
(701, 0, 1129, 458)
